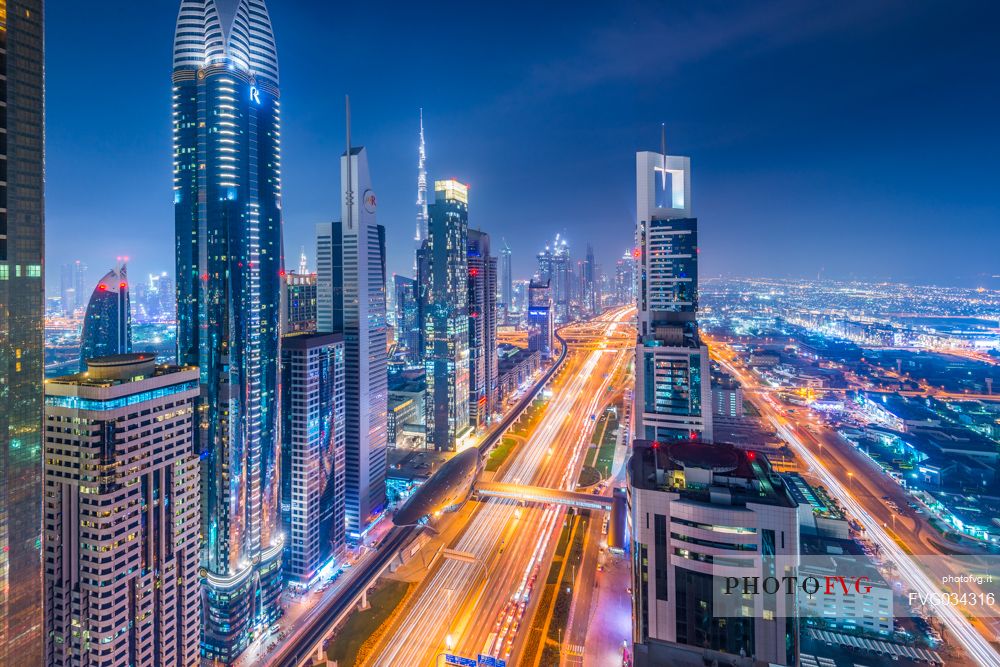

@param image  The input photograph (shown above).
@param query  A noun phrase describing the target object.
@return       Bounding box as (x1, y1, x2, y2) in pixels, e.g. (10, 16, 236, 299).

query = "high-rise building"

(415, 109, 429, 256)
(583, 243, 597, 316)
(628, 439, 799, 666)
(171, 1, 285, 659)
(527, 278, 553, 359)
(423, 179, 471, 450)
(280, 271, 318, 334)
(59, 260, 87, 316)
(316, 140, 388, 537)
(511, 278, 529, 325)
(280, 333, 346, 585)
(394, 274, 421, 364)
(468, 229, 498, 429)
(537, 235, 570, 323)
(44, 355, 201, 667)
(616, 249, 637, 306)
(499, 239, 512, 323)
(0, 4, 45, 663)
(634, 142, 712, 442)
(79, 264, 132, 368)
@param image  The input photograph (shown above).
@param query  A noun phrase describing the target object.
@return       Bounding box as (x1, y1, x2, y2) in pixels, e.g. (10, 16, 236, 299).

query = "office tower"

(423, 179, 471, 450)
(415, 109, 429, 256)
(79, 264, 132, 368)
(499, 239, 512, 323)
(511, 279, 529, 324)
(0, 4, 45, 664)
(280, 271, 318, 334)
(584, 243, 597, 316)
(171, 1, 284, 659)
(628, 439, 799, 666)
(394, 274, 420, 364)
(537, 235, 570, 323)
(467, 229, 498, 429)
(59, 260, 87, 316)
(280, 333, 346, 585)
(527, 278, 553, 359)
(616, 249, 637, 306)
(44, 355, 201, 667)
(145, 270, 175, 321)
(634, 141, 712, 442)
(316, 139, 388, 537)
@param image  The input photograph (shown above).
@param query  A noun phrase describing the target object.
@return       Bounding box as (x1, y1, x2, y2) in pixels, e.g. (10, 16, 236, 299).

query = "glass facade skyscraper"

(467, 229, 498, 428)
(423, 180, 471, 450)
(171, 0, 284, 661)
(79, 265, 132, 368)
(0, 3, 45, 664)
(633, 149, 713, 443)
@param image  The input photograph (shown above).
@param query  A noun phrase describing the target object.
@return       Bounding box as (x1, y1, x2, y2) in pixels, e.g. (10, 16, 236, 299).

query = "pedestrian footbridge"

(473, 481, 612, 511)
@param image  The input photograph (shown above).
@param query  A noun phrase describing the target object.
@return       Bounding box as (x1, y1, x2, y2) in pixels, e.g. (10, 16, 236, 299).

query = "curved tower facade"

(79, 265, 132, 368)
(172, 0, 284, 661)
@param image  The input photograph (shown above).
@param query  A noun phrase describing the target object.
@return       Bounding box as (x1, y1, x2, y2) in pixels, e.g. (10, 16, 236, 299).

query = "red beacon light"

(98, 283, 108, 291)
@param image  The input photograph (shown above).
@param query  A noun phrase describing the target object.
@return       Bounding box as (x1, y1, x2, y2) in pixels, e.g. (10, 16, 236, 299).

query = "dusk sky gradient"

(46, 0, 1000, 293)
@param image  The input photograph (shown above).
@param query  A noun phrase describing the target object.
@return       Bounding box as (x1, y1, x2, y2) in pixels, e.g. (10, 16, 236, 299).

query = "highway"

(266, 318, 574, 667)
(709, 337, 1000, 667)
(363, 307, 635, 667)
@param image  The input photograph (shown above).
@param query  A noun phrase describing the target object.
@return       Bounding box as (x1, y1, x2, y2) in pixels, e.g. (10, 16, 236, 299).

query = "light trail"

(368, 309, 634, 666)
(715, 350, 1000, 667)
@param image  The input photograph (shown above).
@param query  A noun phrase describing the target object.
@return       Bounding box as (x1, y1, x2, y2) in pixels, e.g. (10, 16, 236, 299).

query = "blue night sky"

(46, 0, 1000, 293)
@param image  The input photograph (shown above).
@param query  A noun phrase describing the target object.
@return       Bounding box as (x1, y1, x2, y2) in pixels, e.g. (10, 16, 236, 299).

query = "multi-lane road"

(708, 336, 1000, 667)
(363, 308, 636, 667)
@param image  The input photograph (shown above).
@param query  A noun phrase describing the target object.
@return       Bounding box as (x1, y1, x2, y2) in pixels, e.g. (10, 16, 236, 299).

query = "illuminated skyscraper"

(79, 264, 132, 368)
(280, 333, 346, 584)
(499, 239, 512, 323)
(0, 3, 45, 664)
(316, 138, 389, 537)
(633, 133, 713, 442)
(537, 235, 570, 323)
(467, 229, 498, 428)
(59, 260, 87, 316)
(171, 0, 284, 660)
(415, 109, 429, 255)
(44, 355, 201, 667)
(394, 274, 420, 364)
(527, 279, 553, 359)
(423, 180, 471, 450)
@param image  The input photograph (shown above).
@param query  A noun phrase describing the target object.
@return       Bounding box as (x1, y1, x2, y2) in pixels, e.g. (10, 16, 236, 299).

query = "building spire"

(660, 122, 668, 190)
(416, 108, 428, 245)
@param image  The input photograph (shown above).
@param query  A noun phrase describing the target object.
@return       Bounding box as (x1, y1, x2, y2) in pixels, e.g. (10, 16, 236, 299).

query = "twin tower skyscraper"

(171, 1, 385, 661)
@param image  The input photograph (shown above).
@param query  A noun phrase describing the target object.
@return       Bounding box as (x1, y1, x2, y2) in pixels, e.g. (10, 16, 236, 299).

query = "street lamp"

(847, 471, 854, 492)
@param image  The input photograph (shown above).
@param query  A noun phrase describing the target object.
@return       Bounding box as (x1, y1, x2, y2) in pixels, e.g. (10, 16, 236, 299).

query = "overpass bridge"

(474, 481, 612, 511)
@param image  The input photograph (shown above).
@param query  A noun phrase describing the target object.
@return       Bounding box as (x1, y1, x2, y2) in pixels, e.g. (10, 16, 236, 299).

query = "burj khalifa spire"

(415, 109, 429, 255)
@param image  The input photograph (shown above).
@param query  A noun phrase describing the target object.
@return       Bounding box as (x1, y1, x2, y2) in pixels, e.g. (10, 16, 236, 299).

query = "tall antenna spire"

(345, 95, 354, 231)
(298, 246, 308, 274)
(416, 108, 428, 244)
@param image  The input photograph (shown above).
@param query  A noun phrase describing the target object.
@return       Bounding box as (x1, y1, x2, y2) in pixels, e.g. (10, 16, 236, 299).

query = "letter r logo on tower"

(250, 86, 261, 105)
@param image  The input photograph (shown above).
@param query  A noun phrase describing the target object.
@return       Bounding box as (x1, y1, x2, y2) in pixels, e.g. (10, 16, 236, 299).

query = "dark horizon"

(45, 0, 1000, 294)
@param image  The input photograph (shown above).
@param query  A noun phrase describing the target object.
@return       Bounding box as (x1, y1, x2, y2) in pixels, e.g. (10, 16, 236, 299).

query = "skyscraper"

(44, 355, 202, 667)
(616, 249, 637, 306)
(280, 271, 318, 334)
(415, 109, 429, 256)
(59, 260, 87, 316)
(280, 333, 346, 585)
(633, 139, 712, 442)
(527, 278, 553, 359)
(0, 4, 45, 664)
(537, 235, 570, 323)
(468, 229, 498, 428)
(171, 1, 284, 659)
(316, 137, 388, 537)
(79, 264, 132, 368)
(499, 239, 512, 323)
(583, 243, 597, 316)
(394, 274, 421, 364)
(423, 179, 471, 450)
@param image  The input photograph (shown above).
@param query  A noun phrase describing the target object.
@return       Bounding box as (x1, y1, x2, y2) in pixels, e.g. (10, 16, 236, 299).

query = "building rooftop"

(46, 353, 193, 388)
(629, 439, 797, 508)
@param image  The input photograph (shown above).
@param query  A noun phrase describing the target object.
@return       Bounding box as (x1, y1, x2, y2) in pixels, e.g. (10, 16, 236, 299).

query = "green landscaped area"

(485, 436, 519, 472)
(584, 405, 620, 479)
(325, 579, 410, 666)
